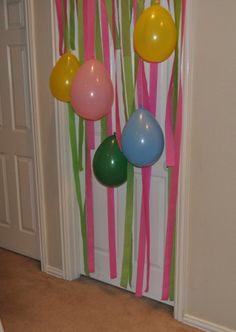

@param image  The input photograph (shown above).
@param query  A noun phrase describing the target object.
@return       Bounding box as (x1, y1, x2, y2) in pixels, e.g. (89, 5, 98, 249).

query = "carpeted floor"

(0, 248, 201, 332)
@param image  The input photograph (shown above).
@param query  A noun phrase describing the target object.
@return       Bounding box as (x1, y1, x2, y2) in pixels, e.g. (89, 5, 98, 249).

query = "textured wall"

(186, 0, 236, 329)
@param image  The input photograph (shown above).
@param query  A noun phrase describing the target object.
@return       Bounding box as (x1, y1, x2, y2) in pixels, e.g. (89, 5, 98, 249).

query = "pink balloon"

(70, 59, 114, 120)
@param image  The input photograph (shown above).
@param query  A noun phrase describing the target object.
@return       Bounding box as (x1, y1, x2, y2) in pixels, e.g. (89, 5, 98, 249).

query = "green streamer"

(78, 118, 84, 171)
(105, 0, 120, 49)
(168, 0, 182, 300)
(78, 0, 84, 63)
(172, 0, 181, 128)
(96, 0, 108, 141)
(119, 2, 136, 289)
(134, 1, 145, 87)
(120, 163, 134, 288)
(121, 2, 135, 118)
(69, 0, 75, 50)
(68, 104, 88, 275)
(77, 0, 85, 171)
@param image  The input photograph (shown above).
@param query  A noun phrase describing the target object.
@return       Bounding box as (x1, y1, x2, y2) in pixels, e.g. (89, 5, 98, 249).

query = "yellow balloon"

(49, 51, 80, 102)
(134, 4, 177, 63)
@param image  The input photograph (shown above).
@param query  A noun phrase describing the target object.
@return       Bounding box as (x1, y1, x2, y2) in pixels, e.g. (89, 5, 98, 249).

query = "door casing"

(27, 0, 194, 323)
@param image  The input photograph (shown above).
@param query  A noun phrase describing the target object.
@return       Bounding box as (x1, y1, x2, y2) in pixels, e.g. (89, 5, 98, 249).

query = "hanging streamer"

(55, 0, 64, 55)
(53, 0, 186, 299)
(84, 0, 96, 273)
(120, 0, 136, 289)
(69, 0, 75, 49)
(162, 0, 186, 300)
(135, 59, 158, 296)
(101, 0, 117, 279)
(54, 0, 89, 273)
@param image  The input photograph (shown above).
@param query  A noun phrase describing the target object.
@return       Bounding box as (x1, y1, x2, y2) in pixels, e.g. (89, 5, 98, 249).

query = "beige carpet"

(0, 248, 201, 332)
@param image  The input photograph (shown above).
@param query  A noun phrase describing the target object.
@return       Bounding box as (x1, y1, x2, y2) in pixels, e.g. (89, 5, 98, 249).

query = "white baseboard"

(45, 265, 64, 279)
(183, 314, 236, 332)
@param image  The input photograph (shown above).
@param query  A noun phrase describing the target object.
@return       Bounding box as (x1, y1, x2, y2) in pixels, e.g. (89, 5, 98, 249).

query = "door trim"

(49, 0, 82, 280)
(47, 0, 195, 320)
(24, 0, 48, 270)
(25, 0, 81, 279)
(174, 0, 194, 321)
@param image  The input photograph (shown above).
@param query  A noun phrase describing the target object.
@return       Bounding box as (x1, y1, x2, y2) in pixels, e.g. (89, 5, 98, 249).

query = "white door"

(79, 60, 170, 303)
(0, 0, 40, 260)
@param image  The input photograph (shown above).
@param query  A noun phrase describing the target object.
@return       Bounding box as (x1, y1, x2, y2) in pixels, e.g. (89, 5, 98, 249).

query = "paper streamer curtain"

(50, 0, 186, 300)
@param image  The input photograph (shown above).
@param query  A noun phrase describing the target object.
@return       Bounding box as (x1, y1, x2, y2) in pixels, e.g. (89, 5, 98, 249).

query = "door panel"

(0, 0, 40, 259)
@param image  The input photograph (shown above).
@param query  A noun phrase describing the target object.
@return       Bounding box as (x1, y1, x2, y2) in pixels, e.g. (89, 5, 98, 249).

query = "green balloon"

(93, 134, 128, 187)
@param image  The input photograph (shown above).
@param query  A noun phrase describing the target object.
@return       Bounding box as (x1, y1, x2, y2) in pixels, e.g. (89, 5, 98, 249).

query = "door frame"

(24, 0, 48, 270)
(24, 0, 80, 279)
(33, 0, 194, 320)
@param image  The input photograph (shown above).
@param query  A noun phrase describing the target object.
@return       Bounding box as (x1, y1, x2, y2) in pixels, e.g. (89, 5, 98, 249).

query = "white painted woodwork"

(0, 0, 40, 259)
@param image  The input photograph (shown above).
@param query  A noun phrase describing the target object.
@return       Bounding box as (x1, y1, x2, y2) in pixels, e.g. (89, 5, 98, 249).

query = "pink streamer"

(85, 142, 95, 272)
(55, 0, 64, 55)
(83, 0, 95, 150)
(136, 58, 158, 296)
(101, 0, 117, 279)
(84, 0, 96, 273)
(162, 80, 183, 300)
(165, 67, 176, 167)
(112, 0, 122, 147)
(162, 0, 186, 300)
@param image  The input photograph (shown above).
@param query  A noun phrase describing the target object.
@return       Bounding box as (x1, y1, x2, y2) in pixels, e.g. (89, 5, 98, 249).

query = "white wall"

(185, 0, 236, 330)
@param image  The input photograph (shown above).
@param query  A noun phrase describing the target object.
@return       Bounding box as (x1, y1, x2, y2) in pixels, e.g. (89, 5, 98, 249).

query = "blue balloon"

(121, 108, 164, 167)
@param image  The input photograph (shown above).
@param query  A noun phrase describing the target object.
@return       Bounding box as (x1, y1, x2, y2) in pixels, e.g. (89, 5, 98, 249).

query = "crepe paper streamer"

(120, 163, 134, 288)
(104, 0, 120, 50)
(55, 0, 64, 55)
(84, 0, 96, 273)
(84, 0, 95, 150)
(120, 1, 135, 117)
(77, 0, 84, 63)
(69, 0, 75, 49)
(169, 229, 176, 301)
(162, 0, 185, 300)
(172, 0, 181, 128)
(100, 0, 117, 279)
(135, 60, 150, 297)
(78, 118, 84, 171)
(77, 0, 85, 171)
(169, 0, 186, 301)
(62, 0, 69, 52)
(165, 0, 181, 168)
(165, 67, 176, 167)
(120, 0, 137, 289)
(133, 0, 144, 85)
(68, 104, 89, 275)
(162, 76, 183, 300)
(95, 0, 108, 142)
(85, 136, 95, 273)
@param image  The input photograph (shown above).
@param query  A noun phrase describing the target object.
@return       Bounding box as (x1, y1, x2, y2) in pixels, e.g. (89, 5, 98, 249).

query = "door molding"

(46, 0, 195, 320)
(25, 0, 81, 279)
(174, 0, 193, 322)
(49, 0, 82, 280)
(24, 0, 48, 271)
